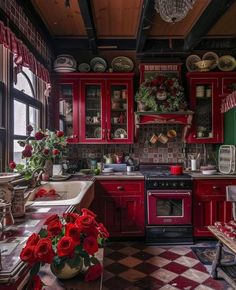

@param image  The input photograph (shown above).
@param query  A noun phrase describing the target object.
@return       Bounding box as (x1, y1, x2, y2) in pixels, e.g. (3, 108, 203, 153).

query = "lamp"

(154, 0, 196, 23)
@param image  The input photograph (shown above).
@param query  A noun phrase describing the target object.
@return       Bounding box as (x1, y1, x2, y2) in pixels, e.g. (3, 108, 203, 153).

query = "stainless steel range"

(140, 164, 193, 245)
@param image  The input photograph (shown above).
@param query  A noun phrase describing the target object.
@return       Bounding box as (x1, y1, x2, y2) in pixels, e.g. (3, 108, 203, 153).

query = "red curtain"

(0, 21, 50, 83)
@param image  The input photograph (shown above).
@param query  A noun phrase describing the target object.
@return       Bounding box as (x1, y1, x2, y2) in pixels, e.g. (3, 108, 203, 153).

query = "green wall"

(224, 108, 236, 145)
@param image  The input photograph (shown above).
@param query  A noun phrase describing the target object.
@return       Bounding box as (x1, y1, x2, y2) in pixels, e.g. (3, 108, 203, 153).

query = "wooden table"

(38, 249, 104, 290)
(208, 226, 236, 289)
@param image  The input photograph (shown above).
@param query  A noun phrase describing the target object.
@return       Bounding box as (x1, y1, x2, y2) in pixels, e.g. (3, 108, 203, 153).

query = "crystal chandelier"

(154, 0, 196, 23)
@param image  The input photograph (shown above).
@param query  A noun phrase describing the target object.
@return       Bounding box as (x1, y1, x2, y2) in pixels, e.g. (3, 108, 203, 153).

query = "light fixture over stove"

(154, 0, 196, 23)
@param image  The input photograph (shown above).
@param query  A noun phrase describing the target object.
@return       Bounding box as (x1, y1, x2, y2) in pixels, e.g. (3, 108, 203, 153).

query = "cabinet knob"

(212, 186, 220, 190)
(117, 186, 124, 191)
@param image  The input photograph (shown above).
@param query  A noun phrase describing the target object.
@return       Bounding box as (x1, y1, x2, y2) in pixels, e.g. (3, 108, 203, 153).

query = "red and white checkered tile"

(103, 242, 231, 290)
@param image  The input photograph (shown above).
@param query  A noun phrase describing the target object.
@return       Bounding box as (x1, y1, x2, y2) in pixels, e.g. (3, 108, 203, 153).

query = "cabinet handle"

(117, 186, 124, 191)
(198, 202, 201, 206)
(107, 129, 111, 140)
(212, 186, 220, 190)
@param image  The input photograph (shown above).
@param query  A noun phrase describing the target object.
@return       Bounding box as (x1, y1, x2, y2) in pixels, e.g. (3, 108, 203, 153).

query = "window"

(12, 64, 44, 163)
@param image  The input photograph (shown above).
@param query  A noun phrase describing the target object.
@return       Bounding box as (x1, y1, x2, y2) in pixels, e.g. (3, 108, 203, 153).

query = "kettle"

(103, 154, 113, 164)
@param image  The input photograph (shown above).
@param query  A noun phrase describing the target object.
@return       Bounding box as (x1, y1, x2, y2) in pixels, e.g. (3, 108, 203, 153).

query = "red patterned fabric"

(221, 91, 236, 113)
(0, 21, 50, 83)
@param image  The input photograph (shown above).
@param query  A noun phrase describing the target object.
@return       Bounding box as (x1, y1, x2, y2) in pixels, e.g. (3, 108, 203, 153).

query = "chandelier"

(154, 0, 196, 23)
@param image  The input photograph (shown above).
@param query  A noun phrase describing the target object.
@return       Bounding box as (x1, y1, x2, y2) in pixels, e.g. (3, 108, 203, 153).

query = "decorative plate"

(90, 57, 107, 72)
(114, 128, 127, 138)
(186, 55, 201, 72)
(202, 51, 219, 70)
(94, 127, 101, 138)
(54, 67, 76, 72)
(111, 56, 134, 72)
(218, 55, 236, 71)
(78, 63, 90, 72)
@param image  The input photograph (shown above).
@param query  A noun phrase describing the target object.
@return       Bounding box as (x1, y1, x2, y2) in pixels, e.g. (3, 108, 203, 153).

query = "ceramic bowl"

(194, 60, 214, 72)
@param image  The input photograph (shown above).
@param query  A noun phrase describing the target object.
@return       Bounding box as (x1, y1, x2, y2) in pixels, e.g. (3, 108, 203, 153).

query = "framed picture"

(139, 63, 182, 84)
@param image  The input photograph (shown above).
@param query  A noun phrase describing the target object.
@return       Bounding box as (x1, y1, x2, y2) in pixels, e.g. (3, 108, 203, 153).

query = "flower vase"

(50, 260, 83, 279)
(44, 159, 53, 177)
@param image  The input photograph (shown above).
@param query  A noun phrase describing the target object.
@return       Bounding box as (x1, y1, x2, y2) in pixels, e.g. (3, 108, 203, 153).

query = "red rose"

(57, 236, 75, 257)
(26, 124, 34, 134)
(82, 225, 99, 238)
(63, 212, 80, 223)
(56, 130, 64, 137)
(22, 149, 32, 158)
(9, 161, 16, 169)
(47, 219, 63, 236)
(43, 148, 50, 155)
(83, 236, 98, 255)
(52, 149, 60, 155)
(97, 223, 109, 239)
(34, 238, 54, 264)
(65, 223, 81, 245)
(20, 245, 37, 265)
(44, 214, 59, 225)
(32, 275, 43, 290)
(25, 144, 33, 151)
(76, 215, 95, 230)
(35, 131, 45, 140)
(85, 263, 103, 282)
(81, 208, 97, 218)
(26, 233, 40, 246)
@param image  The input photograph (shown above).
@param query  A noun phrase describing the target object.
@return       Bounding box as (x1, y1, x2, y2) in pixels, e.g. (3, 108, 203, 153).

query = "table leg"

(211, 241, 222, 279)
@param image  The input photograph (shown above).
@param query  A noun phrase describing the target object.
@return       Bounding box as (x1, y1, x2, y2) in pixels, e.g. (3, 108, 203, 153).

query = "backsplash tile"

(67, 124, 214, 169)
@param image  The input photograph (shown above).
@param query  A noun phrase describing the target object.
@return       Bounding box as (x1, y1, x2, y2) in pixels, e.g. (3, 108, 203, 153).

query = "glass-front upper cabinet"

(186, 73, 222, 143)
(58, 82, 78, 142)
(79, 74, 134, 144)
(107, 81, 130, 142)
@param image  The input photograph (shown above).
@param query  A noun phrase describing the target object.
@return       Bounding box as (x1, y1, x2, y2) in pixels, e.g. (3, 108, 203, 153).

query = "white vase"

(44, 159, 53, 177)
(53, 164, 62, 176)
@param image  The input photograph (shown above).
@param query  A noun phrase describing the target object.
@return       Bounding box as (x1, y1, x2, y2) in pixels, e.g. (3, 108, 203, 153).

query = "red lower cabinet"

(91, 180, 145, 237)
(193, 179, 234, 237)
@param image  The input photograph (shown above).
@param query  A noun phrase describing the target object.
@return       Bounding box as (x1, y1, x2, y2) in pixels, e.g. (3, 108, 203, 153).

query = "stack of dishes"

(90, 57, 107, 72)
(196, 85, 205, 98)
(111, 56, 134, 72)
(53, 54, 77, 72)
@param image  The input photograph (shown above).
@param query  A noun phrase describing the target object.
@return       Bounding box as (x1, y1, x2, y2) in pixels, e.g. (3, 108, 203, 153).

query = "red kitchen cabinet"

(193, 179, 233, 237)
(186, 72, 236, 144)
(55, 73, 134, 144)
(92, 180, 145, 237)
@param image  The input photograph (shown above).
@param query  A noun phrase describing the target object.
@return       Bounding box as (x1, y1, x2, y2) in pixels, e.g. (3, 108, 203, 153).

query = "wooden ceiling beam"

(77, 0, 97, 54)
(136, 0, 156, 53)
(184, 0, 235, 51)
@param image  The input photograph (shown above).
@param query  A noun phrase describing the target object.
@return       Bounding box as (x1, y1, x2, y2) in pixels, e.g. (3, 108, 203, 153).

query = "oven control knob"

(153, 182, 158, 187)
(180, 182, 185, 187)
(161, 182, 166, 187)
(172, 182, 177, 188)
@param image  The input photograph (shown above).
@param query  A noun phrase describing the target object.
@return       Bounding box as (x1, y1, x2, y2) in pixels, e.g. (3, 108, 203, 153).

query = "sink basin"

(26, 181, 94, 208)
(0, 173, 20, 184)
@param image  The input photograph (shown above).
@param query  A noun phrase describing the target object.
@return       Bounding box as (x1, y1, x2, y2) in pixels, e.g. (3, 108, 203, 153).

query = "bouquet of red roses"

(20, 208, 109, 289)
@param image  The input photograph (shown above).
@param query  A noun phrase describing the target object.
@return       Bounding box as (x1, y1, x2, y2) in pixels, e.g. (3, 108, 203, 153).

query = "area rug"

(191, 247, 235, 265)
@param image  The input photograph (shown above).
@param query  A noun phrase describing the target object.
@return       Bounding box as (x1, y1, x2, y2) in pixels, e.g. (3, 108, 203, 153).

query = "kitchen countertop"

(187, 171, 236, 179)
(71, 171, 144, 180)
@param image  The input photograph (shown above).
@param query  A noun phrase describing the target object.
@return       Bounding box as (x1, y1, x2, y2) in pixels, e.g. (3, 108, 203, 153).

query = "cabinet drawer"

(194, 180, 234, 195)
(96, 180, 144, 195)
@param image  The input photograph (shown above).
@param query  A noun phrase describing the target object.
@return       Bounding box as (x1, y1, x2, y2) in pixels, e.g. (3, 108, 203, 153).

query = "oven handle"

(148, 191, 191, 196)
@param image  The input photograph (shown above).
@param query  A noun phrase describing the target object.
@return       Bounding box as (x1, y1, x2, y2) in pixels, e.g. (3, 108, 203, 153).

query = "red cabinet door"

(193, 179, 233, 237)
(120, 196, 144, 236)
(186, 73, 222, 143)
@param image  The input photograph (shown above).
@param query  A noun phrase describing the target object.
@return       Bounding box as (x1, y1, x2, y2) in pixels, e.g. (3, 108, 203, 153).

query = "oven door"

(147, 190, 192, 225)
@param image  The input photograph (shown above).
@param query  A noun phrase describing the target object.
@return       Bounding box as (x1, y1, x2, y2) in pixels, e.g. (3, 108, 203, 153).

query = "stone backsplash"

(67, 124, 215, 170)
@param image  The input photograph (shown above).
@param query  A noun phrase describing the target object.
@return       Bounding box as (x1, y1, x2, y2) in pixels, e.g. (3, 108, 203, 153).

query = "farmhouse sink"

(26, 181, 94, 209)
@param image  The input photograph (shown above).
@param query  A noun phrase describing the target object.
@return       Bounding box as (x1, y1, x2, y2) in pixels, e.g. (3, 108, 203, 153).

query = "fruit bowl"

(194, 60, 214, 72)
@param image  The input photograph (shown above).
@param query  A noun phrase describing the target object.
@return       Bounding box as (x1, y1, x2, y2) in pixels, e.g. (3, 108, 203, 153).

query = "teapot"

(103, 154, 113, 164)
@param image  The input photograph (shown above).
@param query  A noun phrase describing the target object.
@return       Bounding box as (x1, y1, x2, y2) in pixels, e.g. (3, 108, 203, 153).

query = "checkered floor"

(102, 241, 232, 290)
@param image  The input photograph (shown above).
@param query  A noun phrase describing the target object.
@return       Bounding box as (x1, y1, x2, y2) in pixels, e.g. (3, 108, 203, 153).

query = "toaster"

(218, 145, 236, 174)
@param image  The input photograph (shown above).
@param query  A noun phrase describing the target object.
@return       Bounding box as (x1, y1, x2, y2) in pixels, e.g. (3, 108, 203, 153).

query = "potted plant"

(20, 208, 109, 289)
(135, 85, 157, 111)
(9, 125, 68, 180)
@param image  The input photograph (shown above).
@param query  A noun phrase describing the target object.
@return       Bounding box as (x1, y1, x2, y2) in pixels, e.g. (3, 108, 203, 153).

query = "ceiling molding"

(77, 0, 97, 54)
(184, 0, 235, 51)
(136, 0, 156, 53)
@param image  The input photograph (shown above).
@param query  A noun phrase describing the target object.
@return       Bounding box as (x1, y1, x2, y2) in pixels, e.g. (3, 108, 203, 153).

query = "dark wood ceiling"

(29, 0, 236, 56)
